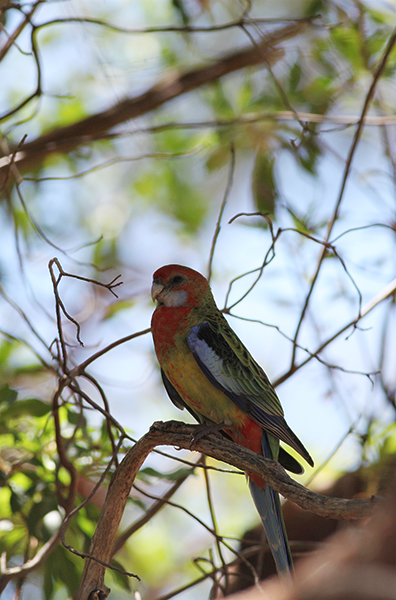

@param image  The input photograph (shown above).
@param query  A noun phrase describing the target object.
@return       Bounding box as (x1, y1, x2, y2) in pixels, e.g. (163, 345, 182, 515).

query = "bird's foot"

(190, 422, 227, 449)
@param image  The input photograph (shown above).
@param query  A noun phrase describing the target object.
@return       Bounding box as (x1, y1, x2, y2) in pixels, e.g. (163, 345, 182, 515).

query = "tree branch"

(0, 532, 61, 594)
(229, 468, 396, 600)
(274, 275, 396, 386)
(76, 420, 378, 600)
(0, 22, 305, 185)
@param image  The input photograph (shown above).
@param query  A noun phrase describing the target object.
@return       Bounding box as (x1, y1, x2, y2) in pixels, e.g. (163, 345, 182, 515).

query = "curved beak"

(151, 281, 165, 304)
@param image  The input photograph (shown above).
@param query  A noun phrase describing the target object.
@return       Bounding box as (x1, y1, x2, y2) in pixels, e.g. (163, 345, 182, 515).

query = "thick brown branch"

(150, 422, 377, 519)
(0, 22, 305, 185)
(76, 432, 155, 599)
(76, 420, 378, 600)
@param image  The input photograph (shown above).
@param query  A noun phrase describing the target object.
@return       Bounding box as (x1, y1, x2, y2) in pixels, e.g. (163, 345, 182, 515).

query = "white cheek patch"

(163, 289, 188, 307)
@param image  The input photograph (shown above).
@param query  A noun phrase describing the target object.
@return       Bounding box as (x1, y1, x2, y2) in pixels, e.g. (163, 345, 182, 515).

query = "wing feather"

(161, 369, 304, 473)
(187, 320, 313, 467)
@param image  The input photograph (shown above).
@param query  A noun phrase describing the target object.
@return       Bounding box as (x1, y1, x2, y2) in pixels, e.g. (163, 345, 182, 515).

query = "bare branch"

(33, 14, 316, 36)
(290, 26, 396, 368)
(112, 461, 198, 555)
(207, 144, 235, 282)
(148, 422, 378, 519)
(76, 420, 378, 600)
(0, 1, 43, 62)
(48, 257, 124, 354)
(68, 328, 151, 377)
(0, 22, 305, 185)
(275, 275, 396, 386)
(0, 532, 60, 593)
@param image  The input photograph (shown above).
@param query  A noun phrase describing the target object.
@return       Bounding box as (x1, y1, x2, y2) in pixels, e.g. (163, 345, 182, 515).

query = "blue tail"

(248, 431, 293, 576)
(249, 478, 293, 576)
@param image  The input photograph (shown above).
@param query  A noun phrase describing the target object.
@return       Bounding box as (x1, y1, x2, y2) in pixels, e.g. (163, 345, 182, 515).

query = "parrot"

(150, 264, 313, 576)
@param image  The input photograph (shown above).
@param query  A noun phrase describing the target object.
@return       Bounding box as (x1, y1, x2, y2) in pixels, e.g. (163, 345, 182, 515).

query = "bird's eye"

(171, 275, 184, 285)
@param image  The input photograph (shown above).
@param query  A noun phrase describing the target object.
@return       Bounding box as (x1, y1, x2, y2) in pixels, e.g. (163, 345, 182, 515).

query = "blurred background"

(0, 0, 396, 598)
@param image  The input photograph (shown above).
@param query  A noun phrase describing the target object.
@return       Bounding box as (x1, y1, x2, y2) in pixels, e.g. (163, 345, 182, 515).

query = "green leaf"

(67, 408, 82, 425)
(287, 208, 316, 236)
(137, 466, 193, 482)
(235, 80, 253, 112)
(10, 489, 27, 513)
(303, 76, 336, 113)
(252, 151, 277, 217)
(27, 495, 59, 538)
(331, 26, 364, 72)
(0, 385, 17, 406)
(0, 340, 17, 366)
(103, 298, 135, 320)
(128, 497, 146, 511)
(172, 0, 190, 27)
(43, 565, 54, 600)
(134, 162, 207, 232)
(109, 559, 132, 591)
(289, 62, 302, 93)
(137, 466, 166, 482)
(93, 237, 119, 271)
(45, 545, 81, 597)
(0, 487, 12, 519)
(162, 467, 194, 481)
(366, 7, 391, 25)
(207, 81, 235, 119)
(304, 0, 326, 17)
(295, 133, 322, 175)
(206, 145, 232, 171)
(5, 398, 51, 418)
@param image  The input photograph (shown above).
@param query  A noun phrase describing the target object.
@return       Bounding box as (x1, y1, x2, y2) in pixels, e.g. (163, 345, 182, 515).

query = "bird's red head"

(151, 264, 211, 308)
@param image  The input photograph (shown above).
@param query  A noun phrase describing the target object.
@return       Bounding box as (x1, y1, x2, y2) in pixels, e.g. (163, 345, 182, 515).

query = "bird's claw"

(189, 422, 226, 450)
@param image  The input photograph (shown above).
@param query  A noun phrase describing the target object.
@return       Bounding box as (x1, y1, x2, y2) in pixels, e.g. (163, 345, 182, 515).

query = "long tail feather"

(249, 478, 293, 576)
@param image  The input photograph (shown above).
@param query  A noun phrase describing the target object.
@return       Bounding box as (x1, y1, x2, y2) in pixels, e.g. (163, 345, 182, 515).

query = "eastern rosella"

(151, 264, 313, 576)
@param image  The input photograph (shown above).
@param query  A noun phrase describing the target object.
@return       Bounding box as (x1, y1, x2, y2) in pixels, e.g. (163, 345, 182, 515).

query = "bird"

(150, 264, 313, 576)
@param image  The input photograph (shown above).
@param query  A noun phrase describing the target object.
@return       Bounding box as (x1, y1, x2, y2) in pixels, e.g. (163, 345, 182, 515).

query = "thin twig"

(68, 328, 151, 376)
(0, 22, 304, 182)
(289, 26, 396, 368)
(207, 143, 235, 283)
(33, 14, 317, 36)
(275, 276, 396, 386)
(202, 457, 229, 594)
(112, 461, 199, 555)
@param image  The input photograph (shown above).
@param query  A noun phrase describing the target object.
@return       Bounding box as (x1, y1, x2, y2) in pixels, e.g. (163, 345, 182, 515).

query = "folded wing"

(187, 320, 313, 467)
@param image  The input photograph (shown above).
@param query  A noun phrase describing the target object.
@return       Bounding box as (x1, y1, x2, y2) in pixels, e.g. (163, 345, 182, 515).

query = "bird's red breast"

(151, 305, 192, 359)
